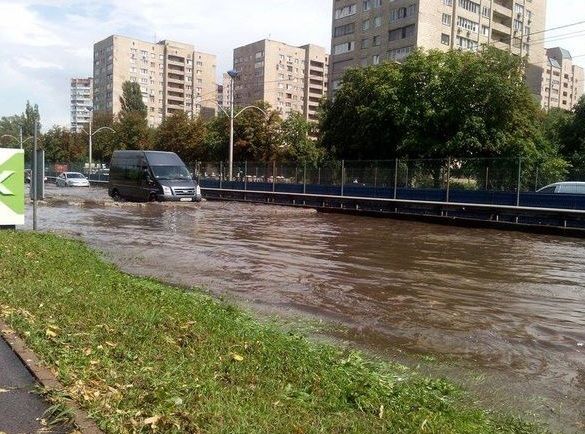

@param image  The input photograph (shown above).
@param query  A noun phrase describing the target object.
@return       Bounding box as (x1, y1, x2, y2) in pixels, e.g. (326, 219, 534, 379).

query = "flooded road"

(24, 186, 585, 432)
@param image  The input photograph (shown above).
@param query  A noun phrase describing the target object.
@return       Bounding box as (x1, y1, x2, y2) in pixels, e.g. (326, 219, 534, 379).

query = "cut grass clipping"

(0, 232, 547, 433)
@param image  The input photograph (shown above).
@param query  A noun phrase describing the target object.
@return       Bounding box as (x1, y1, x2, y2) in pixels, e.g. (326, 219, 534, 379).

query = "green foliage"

(233, 101, 282, 161)
(119, 81, 147, 118)
(320, 48, 560, 165)
(0, 231, 548, 433)
(0, 101, 41, 152)
(279, 112, 325, 166)
(90, 111, 117, 162)
(113, 111, 152, 152)
(156, 112, 207, 163)
(40, 126, 85, 163)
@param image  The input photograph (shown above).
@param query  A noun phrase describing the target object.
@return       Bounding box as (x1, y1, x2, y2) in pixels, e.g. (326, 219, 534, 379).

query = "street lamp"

(80, 107, 115, 180)
(0, 127, 33, 149)
(198, 70, 269, 181)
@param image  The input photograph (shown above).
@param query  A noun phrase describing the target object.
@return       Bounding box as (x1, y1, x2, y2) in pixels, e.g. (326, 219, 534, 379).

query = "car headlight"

(162, 186, 172, 195)
(196, 185, 201, 195)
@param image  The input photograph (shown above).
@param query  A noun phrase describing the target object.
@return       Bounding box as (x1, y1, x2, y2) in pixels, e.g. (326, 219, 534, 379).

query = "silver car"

(56, 172, 90, 188)
(537, 182, 585, 194)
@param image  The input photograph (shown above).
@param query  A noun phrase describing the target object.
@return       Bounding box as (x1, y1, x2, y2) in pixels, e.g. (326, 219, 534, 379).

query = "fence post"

(341, 160, 345, 196)
(534, 166, 539, 191)
(393, 158, 398, 199)
(219, 161, 223, 190)
(485, 166, 489, 191)
(244, 161, 248, 191)
(303, 163, 307, 195)
(446, 157, 451, 203)
(318, 167, 321, 185)
(272, 160, 276, 193)
(374, 163, 378, 189)
(516, 157, 522, 207)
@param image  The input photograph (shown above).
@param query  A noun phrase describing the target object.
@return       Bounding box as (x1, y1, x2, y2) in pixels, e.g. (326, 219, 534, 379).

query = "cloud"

(17, 57, 64, 70)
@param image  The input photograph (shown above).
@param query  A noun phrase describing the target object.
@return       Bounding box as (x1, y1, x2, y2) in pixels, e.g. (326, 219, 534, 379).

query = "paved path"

(0, 336, 69, 434)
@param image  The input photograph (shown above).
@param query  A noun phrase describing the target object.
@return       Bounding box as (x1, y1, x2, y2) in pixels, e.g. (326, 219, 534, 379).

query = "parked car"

(537, 182, 585, 194)
(56, 172, 90, 188)
(108, 150, 202, 202)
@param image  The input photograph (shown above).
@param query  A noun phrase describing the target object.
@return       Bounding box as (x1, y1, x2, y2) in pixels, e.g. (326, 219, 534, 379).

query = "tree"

(89, 111, 117, 162)
(232, 101, 282, 161)
(40, 127, 85, 163)
(119, 82, 147, 118)
(558, 96, 585, 178)
(156, 112, 207, 163)
(320, 47, 550, 161)
(22, 101, 41, 137)
(113, 81, 151, 152)
(279, 112, 324, 166)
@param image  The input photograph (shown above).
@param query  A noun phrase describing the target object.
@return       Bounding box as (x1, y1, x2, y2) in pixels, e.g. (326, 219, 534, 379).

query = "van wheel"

(148, 193, 157, 203)
(112, 190, 121, 202)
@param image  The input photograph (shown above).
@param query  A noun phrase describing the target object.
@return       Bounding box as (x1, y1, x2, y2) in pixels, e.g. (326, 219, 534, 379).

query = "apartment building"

(70, 78, 93, 133)
(233, 40, 329, 121)
(93, 35, 217, 127)
(329, 0, 546, 91)
(530, 47, 584, 111)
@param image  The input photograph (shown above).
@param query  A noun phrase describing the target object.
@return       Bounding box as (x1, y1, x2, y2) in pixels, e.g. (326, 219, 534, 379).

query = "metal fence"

(192, 158, 582, 194)
(40, 157, 583, 193)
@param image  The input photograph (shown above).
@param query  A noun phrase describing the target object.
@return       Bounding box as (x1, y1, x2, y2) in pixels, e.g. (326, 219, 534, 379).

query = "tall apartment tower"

(532, 47, 584, 111)
(93, 35, 217, 127)
(70, 78, 93, 133)
(329, 0, 546, 92)
(233, 40, 329, 121)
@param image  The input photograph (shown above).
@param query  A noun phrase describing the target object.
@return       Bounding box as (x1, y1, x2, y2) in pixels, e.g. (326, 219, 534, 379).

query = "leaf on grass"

(45, 329, 57, 338)
(0, 388, 11, 393)
(105, 341, 117, 348)
(379, 404, 384, 419)
(231, 353, 244, 362)
(143, 415, 161, 425)
(84, 348, 92, 356)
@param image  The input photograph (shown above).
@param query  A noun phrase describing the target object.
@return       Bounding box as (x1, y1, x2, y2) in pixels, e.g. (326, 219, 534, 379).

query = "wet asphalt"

(0, 336, 69, 434)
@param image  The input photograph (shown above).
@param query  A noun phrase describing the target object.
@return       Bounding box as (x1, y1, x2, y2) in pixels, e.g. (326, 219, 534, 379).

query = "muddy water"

(25, 187, 585, 432)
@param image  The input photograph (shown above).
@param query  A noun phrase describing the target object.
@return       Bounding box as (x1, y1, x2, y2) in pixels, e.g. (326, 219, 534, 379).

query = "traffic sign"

(0, 148, 25, 226)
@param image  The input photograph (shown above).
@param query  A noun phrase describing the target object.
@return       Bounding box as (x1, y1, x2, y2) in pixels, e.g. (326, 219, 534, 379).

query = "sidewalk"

(0, 335, 69, 434)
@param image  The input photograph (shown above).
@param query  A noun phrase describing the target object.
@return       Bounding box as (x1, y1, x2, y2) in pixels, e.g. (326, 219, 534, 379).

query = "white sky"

(0, 0, 583, 128)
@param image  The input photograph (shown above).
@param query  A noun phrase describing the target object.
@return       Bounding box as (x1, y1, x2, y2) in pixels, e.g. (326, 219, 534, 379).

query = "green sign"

(0, 149, 24, 226)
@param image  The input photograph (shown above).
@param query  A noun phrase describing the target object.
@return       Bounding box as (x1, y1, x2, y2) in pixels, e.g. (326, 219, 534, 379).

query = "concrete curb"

(0, 320, 104, 434)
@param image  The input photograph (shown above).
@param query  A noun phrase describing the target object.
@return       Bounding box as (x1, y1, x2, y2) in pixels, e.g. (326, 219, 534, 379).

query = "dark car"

(108, 150, 202, 202)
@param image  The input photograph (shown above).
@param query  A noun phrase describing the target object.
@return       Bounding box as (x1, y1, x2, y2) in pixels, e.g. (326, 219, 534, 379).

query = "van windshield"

(151, 165, 191, 181)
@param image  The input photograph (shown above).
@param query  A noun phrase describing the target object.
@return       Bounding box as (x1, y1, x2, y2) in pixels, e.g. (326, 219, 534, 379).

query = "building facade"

(531, 47, 584, 111)
(329, 0, 546, 91)
(70, 78, 93, 133)
(233, 40, 329, 121)
(93, 35, 217, 127)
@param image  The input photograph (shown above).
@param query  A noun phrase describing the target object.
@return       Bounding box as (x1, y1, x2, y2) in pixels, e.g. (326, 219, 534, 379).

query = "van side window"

(557, 184, 576, 194)
(539, 186, 556, 193)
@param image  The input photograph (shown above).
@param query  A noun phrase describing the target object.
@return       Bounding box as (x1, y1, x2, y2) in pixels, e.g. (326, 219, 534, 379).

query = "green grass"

(0, 231, 548, 433)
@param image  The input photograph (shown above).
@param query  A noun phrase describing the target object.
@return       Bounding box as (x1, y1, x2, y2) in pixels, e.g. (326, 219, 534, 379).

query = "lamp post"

(81, 108, 115, 181)
(227, 69, 237, 181)
(197, 72, 268, 181)
(1, 127, 33, 149)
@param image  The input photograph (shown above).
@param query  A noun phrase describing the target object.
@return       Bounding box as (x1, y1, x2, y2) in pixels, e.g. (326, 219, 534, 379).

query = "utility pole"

(32, 121, 38, 231)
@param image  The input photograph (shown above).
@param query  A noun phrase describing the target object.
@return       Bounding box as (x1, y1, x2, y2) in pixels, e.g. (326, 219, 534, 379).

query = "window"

(333, 41, 355, 55)
(363, 19, 370, 31)
(335, 4, 356, 19)
(390, 4, 416, 22)
(334, 23, 356, 37)
(441, 33, 450, 45)
(389, 25, 416, 41)
(457, 16, 479, 32)
(442, 13, 452, 26)
(363, 0, 371, 11)
(458, 0, 479, 14)
(372, 54, 380, 65)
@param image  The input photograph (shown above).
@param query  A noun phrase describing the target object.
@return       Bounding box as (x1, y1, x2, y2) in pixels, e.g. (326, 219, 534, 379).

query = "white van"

(537, 182, 585, 194)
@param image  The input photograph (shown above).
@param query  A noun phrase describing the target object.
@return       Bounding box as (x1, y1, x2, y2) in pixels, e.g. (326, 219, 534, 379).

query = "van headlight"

(196, 185, 201, 195)
(162, 186, 172, 196)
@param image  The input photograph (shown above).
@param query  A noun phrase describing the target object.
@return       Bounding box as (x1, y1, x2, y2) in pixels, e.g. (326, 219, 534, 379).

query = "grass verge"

(0, 231, 547, 433)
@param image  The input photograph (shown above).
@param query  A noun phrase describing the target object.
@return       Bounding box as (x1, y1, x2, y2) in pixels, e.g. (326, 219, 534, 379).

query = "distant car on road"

(56, 172, 90, 188)
(537, 182, 585, 194)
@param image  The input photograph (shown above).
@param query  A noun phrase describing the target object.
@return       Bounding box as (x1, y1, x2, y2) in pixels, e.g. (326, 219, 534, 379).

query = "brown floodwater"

(24, 186, 585, 432)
